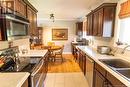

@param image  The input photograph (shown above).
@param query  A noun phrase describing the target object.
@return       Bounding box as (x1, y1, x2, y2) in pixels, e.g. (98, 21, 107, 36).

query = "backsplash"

(0, 38, 30, 51)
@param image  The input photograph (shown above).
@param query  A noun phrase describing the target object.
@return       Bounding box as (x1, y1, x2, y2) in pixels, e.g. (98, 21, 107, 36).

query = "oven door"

(31, 60, 44, 87)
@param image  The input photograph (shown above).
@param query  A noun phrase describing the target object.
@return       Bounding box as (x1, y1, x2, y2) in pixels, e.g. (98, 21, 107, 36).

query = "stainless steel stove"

(0, 47, 48, 87)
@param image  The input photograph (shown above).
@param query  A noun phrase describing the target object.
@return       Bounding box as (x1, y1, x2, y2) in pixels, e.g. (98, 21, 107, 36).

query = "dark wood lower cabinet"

(94, 63, 127, 87)
(94, 69, 106, 87)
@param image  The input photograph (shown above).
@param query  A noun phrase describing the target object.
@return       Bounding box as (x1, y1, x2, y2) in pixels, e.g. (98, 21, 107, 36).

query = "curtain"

(119, 0, 130, 19)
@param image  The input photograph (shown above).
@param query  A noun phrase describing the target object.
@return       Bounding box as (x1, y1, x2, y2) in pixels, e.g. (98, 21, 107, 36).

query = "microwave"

(0, 7, 29, 40)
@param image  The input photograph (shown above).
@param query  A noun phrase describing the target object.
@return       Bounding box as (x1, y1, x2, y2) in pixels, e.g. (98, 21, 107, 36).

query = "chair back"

(60, 45, 64, 53)
(47, 42, 55, 46)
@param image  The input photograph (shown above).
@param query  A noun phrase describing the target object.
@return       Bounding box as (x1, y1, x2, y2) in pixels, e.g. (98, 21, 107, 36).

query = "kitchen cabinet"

(15, 0, 26, 18)
(94, 62, 126, 87)
(94, 69, 106, 87)
(76, 22, 83, 35)
(37, 27, 43, 45)
(27, 6, 37, 35)
(86, 3, 117, 37)
(93, 8, 103, 36)
(78, 49, 86, 75)
(86, 13, 93, 35)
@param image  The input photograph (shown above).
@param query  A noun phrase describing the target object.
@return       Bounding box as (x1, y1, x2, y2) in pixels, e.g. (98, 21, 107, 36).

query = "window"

(119, 17, 130, 44)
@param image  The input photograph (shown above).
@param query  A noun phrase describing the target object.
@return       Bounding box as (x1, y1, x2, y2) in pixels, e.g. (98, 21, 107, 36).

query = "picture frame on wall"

(52, 28, 68, 40)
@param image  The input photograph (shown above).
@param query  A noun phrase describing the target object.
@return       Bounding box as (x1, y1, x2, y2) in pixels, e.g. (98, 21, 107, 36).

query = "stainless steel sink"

(99, 59, 130, 81)
(116, 69, 130, 81)
(99, 59, 130, 69)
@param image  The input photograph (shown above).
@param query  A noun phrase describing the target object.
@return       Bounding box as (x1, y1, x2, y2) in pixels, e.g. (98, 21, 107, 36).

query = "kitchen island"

(0, 72, 30, 87)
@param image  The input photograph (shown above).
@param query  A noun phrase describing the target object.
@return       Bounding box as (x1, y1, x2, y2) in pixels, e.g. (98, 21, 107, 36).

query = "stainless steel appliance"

(85, 55, 94, 87)
(0, 7, 29, 40)
(0, 47, 48, 87)
(97, 46, 111, 54)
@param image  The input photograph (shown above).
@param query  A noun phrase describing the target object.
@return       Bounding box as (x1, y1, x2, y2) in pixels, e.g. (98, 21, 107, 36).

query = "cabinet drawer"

(106, 72, 126, 87)
(95, 63, 106, 76)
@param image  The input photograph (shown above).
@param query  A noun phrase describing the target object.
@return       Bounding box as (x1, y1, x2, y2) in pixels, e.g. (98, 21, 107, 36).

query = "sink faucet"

(121, 45, 130, 54)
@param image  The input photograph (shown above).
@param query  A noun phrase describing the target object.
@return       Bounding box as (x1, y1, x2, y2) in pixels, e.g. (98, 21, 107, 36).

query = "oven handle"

(5, 15, 29, 24)
(31, 61, 43, 76)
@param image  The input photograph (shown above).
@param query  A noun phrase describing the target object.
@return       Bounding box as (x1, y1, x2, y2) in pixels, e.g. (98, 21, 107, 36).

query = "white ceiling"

(28, 0, 118, 20)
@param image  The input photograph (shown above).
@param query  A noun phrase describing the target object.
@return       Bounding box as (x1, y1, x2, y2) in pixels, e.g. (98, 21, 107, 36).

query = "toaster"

(97, 46, 111, 54)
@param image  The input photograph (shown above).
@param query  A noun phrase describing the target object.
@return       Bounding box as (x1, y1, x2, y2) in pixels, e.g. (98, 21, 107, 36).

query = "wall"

(37, 20, 77, 53)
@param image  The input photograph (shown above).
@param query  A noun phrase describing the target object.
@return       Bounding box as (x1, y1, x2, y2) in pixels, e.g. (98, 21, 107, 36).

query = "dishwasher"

(85, 55, 94, 87)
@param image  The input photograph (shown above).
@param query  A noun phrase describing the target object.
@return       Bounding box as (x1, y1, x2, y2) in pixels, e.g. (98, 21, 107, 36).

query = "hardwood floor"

(48, 54, 81, 73)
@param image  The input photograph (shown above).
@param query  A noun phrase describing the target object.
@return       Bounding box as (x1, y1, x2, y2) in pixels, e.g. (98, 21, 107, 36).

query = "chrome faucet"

(121, 45, 130, 54)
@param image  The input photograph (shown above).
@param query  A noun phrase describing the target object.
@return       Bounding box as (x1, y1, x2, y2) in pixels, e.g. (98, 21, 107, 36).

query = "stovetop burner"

(0, 56, 43, 73)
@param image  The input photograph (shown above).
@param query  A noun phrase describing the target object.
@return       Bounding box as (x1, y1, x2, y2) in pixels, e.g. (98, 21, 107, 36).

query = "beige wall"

(38, 20, 77, 53)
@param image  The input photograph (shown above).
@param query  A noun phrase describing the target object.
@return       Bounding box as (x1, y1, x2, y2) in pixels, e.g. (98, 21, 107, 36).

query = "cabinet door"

(19, 1, 26, 17)
(76, 22, 83, 35)
(87, 14, 93, 35)
(93, 8, 103, 36)
(102, 7, 116, 37)
(27, 6, 33, 35)
(93, 11, 98, 36)
(97, 8, 103, 36)
(107, 72, 126, 87)
(27, 6, 37, 35)
(32, 12, 37, 35)
(93, 69, 106, 87)
(15, 0, 26, 17)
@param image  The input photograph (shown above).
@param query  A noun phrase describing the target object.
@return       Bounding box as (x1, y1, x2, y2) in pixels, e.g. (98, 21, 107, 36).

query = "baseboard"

(63, 52, 72, 54)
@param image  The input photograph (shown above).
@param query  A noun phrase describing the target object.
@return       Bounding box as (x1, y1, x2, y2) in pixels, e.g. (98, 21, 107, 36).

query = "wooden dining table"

(43, 45, 62, 61)
(42, 45, 62, 50)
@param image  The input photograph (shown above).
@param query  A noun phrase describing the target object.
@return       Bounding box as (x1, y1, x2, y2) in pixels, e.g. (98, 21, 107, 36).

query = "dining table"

(43, 45, 62, 61)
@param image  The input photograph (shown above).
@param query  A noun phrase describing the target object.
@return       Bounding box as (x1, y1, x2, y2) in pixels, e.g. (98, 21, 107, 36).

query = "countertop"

(0, 72, 30, 87)
(19, 50, 48, 57)
(77, 46, 130, 87)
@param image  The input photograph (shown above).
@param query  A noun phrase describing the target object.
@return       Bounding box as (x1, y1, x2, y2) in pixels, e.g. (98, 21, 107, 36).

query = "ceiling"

(28, 0, 118, 21)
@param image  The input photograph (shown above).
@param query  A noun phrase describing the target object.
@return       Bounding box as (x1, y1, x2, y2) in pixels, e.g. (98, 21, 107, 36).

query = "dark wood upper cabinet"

(86, 3, 117, 37)
(86, 13, 93, 35)
(27, 6, 37, 35)
(76, 22, 83, 35)
(15, 0, 26, 18)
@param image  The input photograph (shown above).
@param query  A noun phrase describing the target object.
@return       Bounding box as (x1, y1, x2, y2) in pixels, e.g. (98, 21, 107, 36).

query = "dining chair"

(48, 46, 55, 62)
(47, 42, 55, 46)
(54, 45, 64, 62)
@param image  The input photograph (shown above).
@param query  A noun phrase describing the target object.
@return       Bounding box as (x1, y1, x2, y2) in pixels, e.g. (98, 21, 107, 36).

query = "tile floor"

(44, 72, 89, 87)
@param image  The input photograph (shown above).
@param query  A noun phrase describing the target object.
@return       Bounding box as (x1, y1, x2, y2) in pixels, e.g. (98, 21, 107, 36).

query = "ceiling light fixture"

(50, 13, 55, 22)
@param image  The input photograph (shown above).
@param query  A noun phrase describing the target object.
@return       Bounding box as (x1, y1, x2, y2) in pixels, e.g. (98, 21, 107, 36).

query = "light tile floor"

(44, 72, 89, 87)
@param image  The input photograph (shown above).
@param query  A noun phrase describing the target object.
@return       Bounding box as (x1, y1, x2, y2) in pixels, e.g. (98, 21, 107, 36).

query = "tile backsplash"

(0, 38, 30, 51)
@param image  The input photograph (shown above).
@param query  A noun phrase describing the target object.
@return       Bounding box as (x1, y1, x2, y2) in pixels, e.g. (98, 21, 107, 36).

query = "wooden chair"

(48, 47, 55, 62)
(47, 42, 55, 46)
(54, 45, 64, 62)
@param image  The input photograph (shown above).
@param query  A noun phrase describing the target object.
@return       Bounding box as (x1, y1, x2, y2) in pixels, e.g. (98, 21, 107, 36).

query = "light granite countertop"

(0, 72, 30, 87)
(77, 46, 130, 87)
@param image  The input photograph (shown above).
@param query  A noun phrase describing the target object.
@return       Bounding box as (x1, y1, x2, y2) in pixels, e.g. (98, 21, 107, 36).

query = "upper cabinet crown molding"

(23, 0, 38, 13)
(86, 3, 117, 37)
(119, 0, 130, 19)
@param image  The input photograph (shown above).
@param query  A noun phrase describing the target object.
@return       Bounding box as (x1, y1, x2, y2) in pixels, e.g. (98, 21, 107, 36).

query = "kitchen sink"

(99, 59, 130, 69)
(99, 59, 130, 81)
(116, 69, 130, 81)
